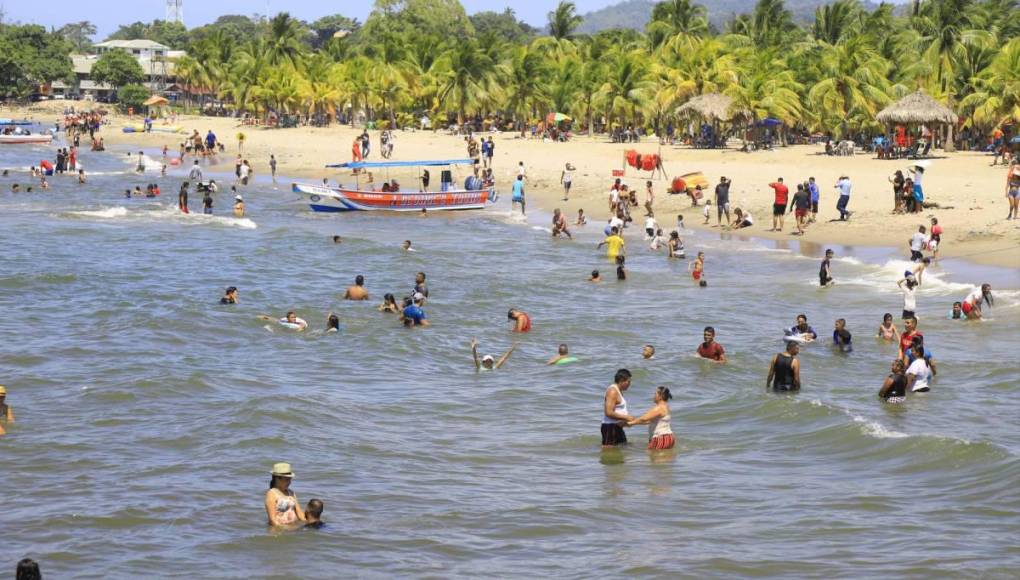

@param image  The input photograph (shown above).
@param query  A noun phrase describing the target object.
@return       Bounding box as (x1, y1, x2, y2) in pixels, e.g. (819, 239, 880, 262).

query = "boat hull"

(293, 183, 497, 212)
(0, 134, 53, 145)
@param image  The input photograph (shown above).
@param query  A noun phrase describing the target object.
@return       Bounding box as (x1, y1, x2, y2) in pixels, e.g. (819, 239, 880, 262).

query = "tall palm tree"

(750, 0, 797, 48)
(812, 0, 862, 45)
(911, 0, 993, 150)
(806, 36, 893, 136)
(436, 39, 499, 124)
(505, 44, 552, 134)
(548, 2, 583, 41)
(960, 37, 1020, 130)
(646, 0, 709, 48)
(265, 12, 308, 69)
(595, 48, 654, 129)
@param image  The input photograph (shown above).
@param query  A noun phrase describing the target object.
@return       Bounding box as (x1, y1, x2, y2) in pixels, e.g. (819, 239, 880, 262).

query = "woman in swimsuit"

(878, 359, 907, 403)
(326, 313, 340, 333)
(377, 293, 400, 314)
(877, 313, 899, 342)
(626, 386, 675, 450)
(265, 462, 304, 527)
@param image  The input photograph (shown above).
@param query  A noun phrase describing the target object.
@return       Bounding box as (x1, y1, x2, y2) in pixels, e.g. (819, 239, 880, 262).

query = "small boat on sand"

(0, 133, 53, 145)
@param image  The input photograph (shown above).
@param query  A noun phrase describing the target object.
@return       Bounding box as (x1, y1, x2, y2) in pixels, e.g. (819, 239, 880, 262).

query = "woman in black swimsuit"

(767, 342, 801, 391)
(878, 359, 907, 403)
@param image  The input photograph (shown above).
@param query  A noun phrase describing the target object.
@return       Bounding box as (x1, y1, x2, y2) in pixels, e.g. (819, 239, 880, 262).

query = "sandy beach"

(14, 103, 1019, 269)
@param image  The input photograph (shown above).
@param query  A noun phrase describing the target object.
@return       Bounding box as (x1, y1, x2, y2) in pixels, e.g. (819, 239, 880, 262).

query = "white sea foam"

(71, 206, 129, 219)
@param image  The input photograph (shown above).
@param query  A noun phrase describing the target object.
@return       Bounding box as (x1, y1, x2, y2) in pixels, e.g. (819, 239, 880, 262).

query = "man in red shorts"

(789, 183, 811, 235)
(769, 177, 788, 232)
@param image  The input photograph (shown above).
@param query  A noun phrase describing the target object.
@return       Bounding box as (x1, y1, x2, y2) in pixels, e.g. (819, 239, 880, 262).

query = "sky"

(1, 0, 628, 39)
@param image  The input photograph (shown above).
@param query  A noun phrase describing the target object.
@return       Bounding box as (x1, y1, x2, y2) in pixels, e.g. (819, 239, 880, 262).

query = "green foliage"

(309, 14, 361, 48)
(91, 48, 145, 88)
(105, 19, 189, 49)
(470, 9, 538, 43)
(0, 24, 73, 98)
(57, 21, 97, 53)
(117, 83, 150, 110)
(549, 2, 584, 40)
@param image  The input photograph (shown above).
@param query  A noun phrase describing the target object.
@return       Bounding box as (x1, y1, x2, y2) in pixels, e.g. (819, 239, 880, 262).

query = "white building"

(51, 40, 184, 100)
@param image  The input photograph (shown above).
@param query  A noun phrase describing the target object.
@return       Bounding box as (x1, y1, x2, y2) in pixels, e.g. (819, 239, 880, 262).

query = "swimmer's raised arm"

(471, 338, 480, 370)
(495, 343, 518, 369)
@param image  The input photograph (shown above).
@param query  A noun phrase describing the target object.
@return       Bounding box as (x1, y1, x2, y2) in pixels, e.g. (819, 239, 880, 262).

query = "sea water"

(0, 143, 1018, 577)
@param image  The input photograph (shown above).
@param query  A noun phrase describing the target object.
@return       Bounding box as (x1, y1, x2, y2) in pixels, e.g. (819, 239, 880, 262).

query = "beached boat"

(0, 133, 53, 145)
(292, 159, 497, 212)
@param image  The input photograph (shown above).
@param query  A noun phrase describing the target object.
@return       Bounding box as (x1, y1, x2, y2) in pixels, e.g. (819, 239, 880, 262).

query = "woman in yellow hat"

(0, 385, 13, 436)
(265, 462, 304, 526)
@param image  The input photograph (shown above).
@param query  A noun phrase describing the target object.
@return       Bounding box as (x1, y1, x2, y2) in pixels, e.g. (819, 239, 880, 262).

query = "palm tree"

(725, 49, 803, 142)
(548, 2, 583, 41)
(812, 0, 862, 45)
(911, 0, 991, 150)
(750, 0, 797, 48)
(806, 36, 893, 137)
(505, 44, 552, 134)
(436, 39, 499, 124)
(595, 49, 654, 129)
(646, 0, 709, 48)
(960, 37, 1020, 131)
(265, 12, 308, 69)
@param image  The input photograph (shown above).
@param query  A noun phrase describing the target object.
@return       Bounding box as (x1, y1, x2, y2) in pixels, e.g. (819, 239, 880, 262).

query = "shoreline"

(19, 103, 1020, 270)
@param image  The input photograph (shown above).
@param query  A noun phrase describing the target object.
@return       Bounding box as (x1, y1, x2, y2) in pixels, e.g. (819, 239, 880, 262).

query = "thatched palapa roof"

(675, 93, 744, 122)
(876, 90, 958, 125)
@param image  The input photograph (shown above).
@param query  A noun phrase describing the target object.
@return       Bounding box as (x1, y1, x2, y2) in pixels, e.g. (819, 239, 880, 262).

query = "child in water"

(832, 318, 853, 353)
(702, 199, 712, 224)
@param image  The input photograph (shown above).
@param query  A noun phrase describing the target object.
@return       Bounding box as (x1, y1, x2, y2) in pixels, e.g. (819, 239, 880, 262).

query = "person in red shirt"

(769, 178, 789, 232)
(696, 326, 727, 363)
(508, 308, 532, 332)
(899, 315, 922, 363)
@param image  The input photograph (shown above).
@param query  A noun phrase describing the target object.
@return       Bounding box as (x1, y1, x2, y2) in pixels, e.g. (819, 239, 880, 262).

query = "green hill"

(576, 0, 888, 34)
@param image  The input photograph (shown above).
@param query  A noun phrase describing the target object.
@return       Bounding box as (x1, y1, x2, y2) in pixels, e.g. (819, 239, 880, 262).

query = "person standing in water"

(233, 195, 245, 218)
(507, 309, 532, 332)
(265, 462, 304, 527)
(344, 275, 369, 300)
(819, 249, 834, 286)
(877, 313, 900, 341)
(789, 314, 818, 341)
(178, 182, 189, 214)
(767, 341, 801, 391)
(905, 343, 932, 393)
(0, 385, 14, 436)
(626, 386, 675, 450)
(202, 189, 214, 215)
(471, 338, 517, 371)
(270, 154, 277, 184)
(601, 369, 634, 447)
(551, 208, 572, 239)
(511, 175, 526, 215)
(878, 359, 907, 403)
(547, 344, 575, 365)
(961, 283, 993, 320)
(696, 326, 727, 363)
(597, 226, 625, 261)
(832, 318, 853, 353)
(689, 251, 705, 284)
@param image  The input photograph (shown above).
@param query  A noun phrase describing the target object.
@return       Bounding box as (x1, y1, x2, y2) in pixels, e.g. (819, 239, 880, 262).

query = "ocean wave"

(63, 205, 257, 229)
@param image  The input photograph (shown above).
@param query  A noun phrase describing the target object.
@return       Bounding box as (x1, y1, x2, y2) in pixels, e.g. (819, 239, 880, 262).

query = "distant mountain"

(576, 0, 886, 35)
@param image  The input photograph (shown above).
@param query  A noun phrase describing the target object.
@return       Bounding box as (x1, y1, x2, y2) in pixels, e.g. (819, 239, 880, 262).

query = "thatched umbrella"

(675, 93, 737, 122)
(675, 93, 746, 148)
(877, 90, 959, 152)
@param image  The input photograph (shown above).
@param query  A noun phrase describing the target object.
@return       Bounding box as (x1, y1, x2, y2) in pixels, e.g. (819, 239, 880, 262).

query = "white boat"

(0, 133, 53, 145)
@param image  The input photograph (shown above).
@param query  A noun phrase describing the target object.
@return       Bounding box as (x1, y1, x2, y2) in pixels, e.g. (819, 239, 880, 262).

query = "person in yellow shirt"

(597, 226, 625, 260)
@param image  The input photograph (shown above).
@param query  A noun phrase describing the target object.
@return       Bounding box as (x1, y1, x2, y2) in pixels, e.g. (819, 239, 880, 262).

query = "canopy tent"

(876, 90, 959, 152)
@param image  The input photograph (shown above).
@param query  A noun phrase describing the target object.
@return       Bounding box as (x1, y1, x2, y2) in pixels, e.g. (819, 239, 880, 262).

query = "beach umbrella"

(1010, 136, 1020, 144)
(757, 118, 782, 127)
(143, 95, 169, 106)
(546, 112, 571, 123)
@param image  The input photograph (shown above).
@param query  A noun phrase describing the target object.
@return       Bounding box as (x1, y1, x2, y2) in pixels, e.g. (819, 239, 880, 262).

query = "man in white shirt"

(835, 175, 851, 220)
(188, 160, 203, 181)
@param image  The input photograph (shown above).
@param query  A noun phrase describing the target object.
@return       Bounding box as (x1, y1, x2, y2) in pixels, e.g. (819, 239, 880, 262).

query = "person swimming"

(547, 344, 577, 365)
(220, 286, 238, 304)
(471, 338, 517, 371)
(378, 293, 400, 313)
(508, 309, 531, 332)
(788, 314, 817, 341)
(326, 313, 340, 333)
(832, 318, 852, 353)
(258, 311, 308, 331)
(589, 269, 601, 282)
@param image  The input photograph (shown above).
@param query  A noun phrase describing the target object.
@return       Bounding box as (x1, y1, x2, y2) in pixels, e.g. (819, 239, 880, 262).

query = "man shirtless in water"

(344, 275, 369, 300)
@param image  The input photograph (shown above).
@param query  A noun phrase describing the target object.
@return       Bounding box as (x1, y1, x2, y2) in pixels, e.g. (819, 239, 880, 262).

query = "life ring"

(278, 317, 307, 331)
